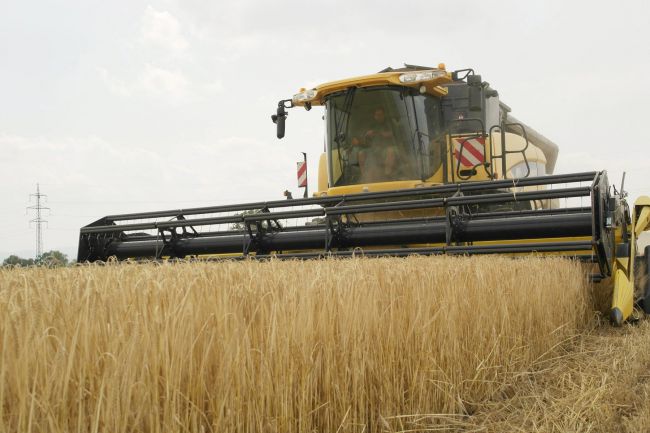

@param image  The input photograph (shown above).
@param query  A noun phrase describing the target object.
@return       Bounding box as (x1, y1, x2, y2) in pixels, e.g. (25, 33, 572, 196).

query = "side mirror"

(468, 74, 483, 112)
(271, 101, 290, 139)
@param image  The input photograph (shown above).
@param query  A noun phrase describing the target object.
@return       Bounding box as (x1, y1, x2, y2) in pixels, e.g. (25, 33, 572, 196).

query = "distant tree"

(230, 209, 262, 231)
(2, 255, 35, 267)
(38, 250, 69, 267)
(2, 250, 69, 267)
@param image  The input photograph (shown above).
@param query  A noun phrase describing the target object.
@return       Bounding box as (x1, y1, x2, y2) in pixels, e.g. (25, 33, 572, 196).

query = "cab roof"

(292, 64, 453, 107)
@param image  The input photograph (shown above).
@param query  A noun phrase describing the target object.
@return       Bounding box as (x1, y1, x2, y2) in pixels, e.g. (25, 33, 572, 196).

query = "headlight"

(292, 89, 318, 103)
(398, 70, 447, 84)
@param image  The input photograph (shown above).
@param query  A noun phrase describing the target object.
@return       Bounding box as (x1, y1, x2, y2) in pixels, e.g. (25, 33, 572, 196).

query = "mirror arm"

(271, 99, 294, 139)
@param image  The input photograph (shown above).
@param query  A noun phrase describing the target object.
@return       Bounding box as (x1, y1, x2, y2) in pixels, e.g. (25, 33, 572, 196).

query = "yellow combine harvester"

(78, 64, 650, 325)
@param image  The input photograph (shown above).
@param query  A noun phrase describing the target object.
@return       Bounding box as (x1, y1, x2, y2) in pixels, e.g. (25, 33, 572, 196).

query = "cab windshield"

(325, 86, 444, 187)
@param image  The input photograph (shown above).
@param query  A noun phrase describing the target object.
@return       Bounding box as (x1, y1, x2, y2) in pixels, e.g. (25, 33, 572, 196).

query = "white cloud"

(140, 5, 188, 56)
(97, 67, 132, 97)
(204, 79, 223, 94)
(140, 64, 189, 100)
(98, 64, 221, 103)
(95, 5, 224, 103)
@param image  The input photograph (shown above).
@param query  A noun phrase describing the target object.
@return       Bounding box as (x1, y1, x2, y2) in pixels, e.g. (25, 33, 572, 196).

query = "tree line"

(2, 250, 70, 267)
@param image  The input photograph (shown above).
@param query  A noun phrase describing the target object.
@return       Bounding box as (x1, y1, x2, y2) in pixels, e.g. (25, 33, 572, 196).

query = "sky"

(1, 0, 650, 260)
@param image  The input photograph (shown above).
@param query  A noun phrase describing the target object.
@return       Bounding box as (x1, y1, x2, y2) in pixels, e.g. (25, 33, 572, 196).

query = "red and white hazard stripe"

(453, 137, 485, 168)
(297, 161, 307, 187)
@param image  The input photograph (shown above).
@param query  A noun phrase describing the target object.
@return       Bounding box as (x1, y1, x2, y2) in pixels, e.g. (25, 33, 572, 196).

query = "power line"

(27, 183, 49, 259)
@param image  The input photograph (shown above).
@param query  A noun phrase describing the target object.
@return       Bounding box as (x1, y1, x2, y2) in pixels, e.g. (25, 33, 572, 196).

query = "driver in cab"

(351, 107, 397, 181)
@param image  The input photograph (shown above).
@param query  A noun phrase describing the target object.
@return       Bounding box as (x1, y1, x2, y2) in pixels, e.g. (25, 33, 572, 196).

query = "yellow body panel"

(317, 153, 328, 194)
(610, 198, 650, 324)
(326, 180, 433, 196)
(612, 266, 635, 322)
(634, 196, 650, 237)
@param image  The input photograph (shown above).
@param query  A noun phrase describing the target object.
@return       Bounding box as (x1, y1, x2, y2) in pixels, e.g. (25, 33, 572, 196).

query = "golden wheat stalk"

(0, 256, 589, 432)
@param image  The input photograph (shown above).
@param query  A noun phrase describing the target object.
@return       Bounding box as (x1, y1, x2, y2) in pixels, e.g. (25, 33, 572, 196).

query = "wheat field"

(0, 256, 590, 432)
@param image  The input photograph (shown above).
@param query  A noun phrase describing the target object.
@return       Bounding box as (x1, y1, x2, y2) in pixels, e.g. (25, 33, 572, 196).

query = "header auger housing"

(78, 171, 606, 262)
(78, 63, 650, 325)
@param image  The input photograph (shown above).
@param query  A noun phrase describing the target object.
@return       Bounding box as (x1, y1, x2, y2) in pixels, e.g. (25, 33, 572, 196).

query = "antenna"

(27, 183, 49, 259)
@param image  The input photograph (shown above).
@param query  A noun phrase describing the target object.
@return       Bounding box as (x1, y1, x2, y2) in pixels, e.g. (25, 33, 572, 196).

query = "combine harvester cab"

(78, 64, 650, 325)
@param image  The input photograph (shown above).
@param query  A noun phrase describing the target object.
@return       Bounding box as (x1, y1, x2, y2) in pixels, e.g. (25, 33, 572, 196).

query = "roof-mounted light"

(398, 69, 447, 84)
(292, 88, 318, 104)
